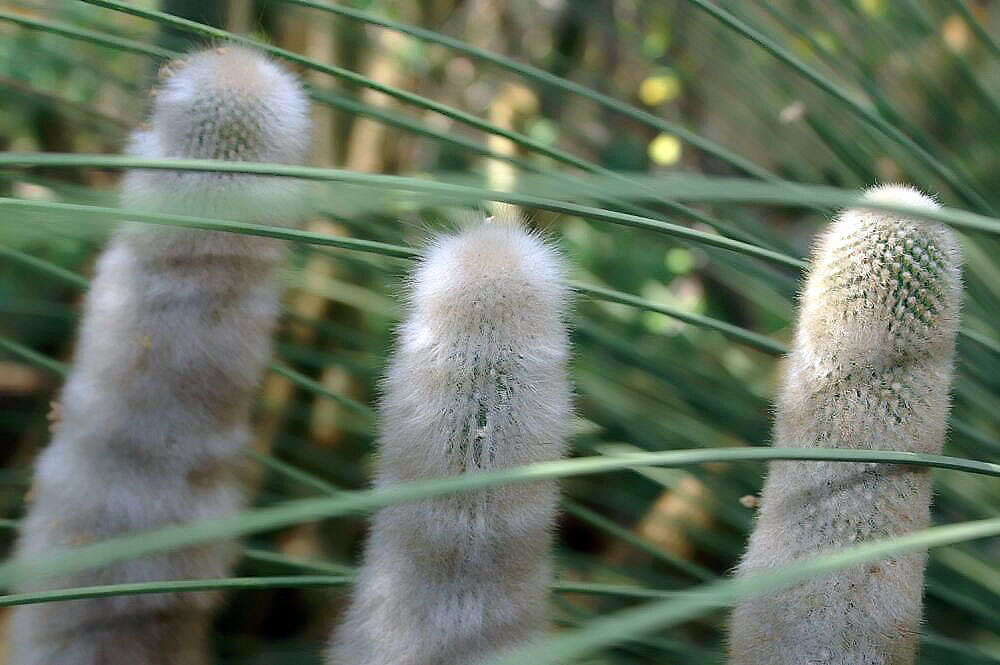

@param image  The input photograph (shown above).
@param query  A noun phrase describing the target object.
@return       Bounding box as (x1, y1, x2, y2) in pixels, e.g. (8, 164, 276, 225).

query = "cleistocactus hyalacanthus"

(10, 46, 310, 665)
(729, 184, 963, 665)
(327, 218, 572, 665)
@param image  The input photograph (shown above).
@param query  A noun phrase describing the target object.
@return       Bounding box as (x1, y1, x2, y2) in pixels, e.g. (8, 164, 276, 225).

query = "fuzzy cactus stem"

(10, 46, 310, 665)
(729, 184, 964, 665)
(327, 219, 572, 665)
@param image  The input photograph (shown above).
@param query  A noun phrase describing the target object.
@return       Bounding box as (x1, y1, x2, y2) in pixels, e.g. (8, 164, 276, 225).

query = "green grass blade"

(1, 192, 992, 359)
(0, 195, 421, 259)
(6, 156, 999, 237)
(486, 518, 1000, 665)
(1, 237, 791, 365)
(0, 336, 68, 376)
(240, 547, 355, 575)
(562, 499, 715, 582)
(0, 447, 993, 589)
(681, 0, 995, 214)
(269, 363, 375, 419)
(0, 245, 90, 289)
(0, 3, 810, 252)
(274, 0, 779, 182)
(74, 0, 790, 249)
(247, 449, 345, 497)
(0, 576, 353, 607)
(550, 581, 691, 601)
(0, 9, 171, 58)
(71, 0, 624, 176)
(0, 181, 805, 269)
(571, 282, 787, 355)
(0, 574, 700, 608)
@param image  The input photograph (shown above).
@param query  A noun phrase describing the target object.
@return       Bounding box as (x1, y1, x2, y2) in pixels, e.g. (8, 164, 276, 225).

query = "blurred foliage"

(0, 0, 998, 663)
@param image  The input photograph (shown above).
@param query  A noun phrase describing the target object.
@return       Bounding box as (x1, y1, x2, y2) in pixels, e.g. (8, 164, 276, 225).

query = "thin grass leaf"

(0, 199, 796, 356)
(0, 335, 67, 376)
(0, 9, 171, 58)
(486, 518, 1000, 665)
(247, 449, 344, 497)
(307, 87, 738, 245)
(80, 0, 801, 253)
(571, 282, 787, 355)
(268, 363, 374, 419)
(272, 0, 780, 182)
(5, 156, 1000, 236)
(681, 0, 995, 214)
(562, 499, 715, 582)
(0, 576, 353, 608)
(0, 188, 804, 272)
(73, 0, 637, 178)
(240, 547, 355, 576)
(0, 446, 993, 589)
(0, 244, 89, 288)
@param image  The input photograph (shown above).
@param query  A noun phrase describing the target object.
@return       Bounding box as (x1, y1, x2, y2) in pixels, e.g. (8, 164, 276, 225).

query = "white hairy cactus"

(10, 46, 310, 665)
(327, 219, 572, 665)
(729, 185, 963, 665)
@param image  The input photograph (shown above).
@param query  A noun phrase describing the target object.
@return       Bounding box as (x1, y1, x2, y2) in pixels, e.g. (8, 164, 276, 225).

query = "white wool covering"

(327, 219, 572, 665)
(729, 185, 963, 665)
(10, 46, 310, 665)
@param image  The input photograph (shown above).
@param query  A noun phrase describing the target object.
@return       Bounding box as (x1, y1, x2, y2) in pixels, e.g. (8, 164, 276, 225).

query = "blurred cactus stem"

(729, 185, 963, 665)
(10, 46, 310, 665)
(328, 217, 572, 665)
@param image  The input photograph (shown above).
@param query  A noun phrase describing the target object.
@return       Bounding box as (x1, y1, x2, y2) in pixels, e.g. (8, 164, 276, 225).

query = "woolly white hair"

(327, 219, 572, 665)
(121, 45, 311, 224)
(729, 185, 962, 665)
(862, 182, 940, 210)
(10, 46, 310, 665)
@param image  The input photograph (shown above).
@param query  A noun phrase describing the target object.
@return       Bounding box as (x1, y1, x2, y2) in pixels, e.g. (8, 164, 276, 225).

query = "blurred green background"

(0, 0, 998, 663)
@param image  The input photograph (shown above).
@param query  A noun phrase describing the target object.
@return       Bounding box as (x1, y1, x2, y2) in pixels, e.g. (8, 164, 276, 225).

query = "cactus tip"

(861, 183, 940, 210)
(143, 45, 310, 164)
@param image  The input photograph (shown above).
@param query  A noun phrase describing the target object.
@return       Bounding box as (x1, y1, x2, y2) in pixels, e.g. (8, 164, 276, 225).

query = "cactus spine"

(327, 219, 571, 665)
(10, 47, 310, 665)
(729, 185, 963, 665)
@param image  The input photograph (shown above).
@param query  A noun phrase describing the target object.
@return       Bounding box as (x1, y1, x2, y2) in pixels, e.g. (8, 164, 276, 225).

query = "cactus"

(327, 219, 572, 665)
(10, 46, 310, 665)
(729, 185, 963, 665)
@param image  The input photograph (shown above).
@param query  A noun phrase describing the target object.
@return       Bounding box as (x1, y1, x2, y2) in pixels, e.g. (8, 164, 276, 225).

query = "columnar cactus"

(729, 185, 963, 665)
(10, 47, 310, 665)
(327, 219, 572, 665)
